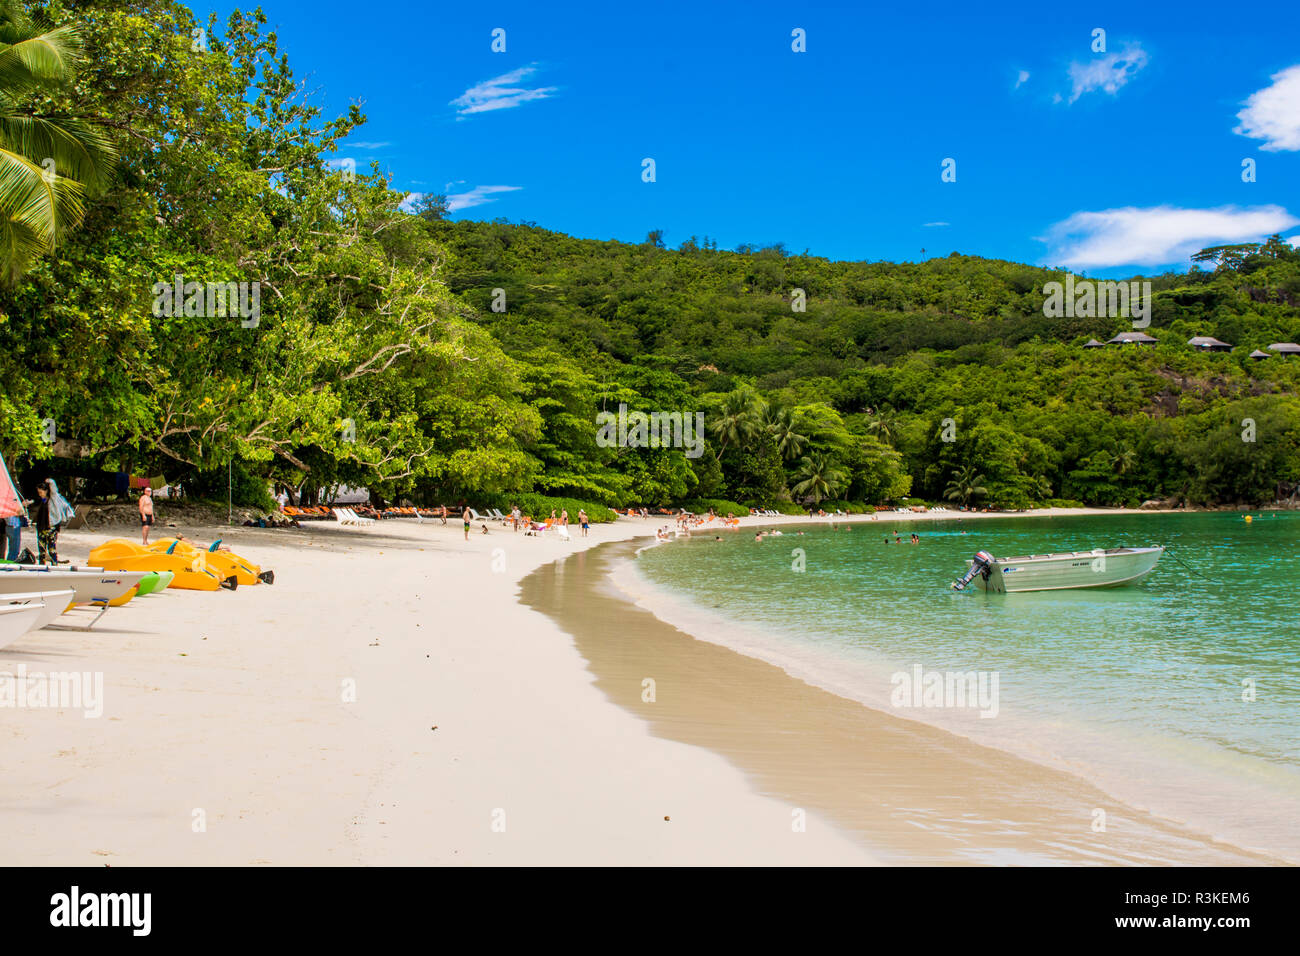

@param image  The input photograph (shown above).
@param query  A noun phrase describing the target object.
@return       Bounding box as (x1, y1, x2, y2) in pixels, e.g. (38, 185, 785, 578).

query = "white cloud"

(1041, 205, 1300, 268)
(1067, 45, 1148, 104)
(1289, 235, 1300, 248)
(923, 221, 950, 227)
(446, 185, 522, 212)
(450, 65, 557, 117)
(399, 192, 423, 213)
(347, 141, 391, 150)
(1015, 70, 1030, 89)
(1235, 64, 1300, 151)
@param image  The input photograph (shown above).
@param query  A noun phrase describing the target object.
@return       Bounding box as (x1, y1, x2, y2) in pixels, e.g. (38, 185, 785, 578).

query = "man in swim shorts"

(140, 487, 155, 545)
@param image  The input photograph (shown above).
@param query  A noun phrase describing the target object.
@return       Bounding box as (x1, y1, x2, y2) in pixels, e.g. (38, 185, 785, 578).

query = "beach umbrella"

(0, 451, 26, 520)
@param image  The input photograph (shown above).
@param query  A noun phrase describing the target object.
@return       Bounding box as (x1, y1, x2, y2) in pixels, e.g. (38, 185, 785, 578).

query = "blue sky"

(208, 0, 1300, 276)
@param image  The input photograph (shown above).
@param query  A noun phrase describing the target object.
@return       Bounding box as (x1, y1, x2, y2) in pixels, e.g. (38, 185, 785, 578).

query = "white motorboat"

(1, 590, 77, 640)
(952, 547, 1164, 593)
(0, 602, 45, 650)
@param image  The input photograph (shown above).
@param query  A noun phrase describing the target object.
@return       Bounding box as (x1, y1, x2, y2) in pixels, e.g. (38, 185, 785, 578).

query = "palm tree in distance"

(867, 406, 901, 446)
(1112, 446, 1138, 476)
(944, 465, 988, 507)
(792, 454, 847, 508)
(0, 0, 116, 282)
(709, 387, 766, 462)
(764, 404, 808, 462)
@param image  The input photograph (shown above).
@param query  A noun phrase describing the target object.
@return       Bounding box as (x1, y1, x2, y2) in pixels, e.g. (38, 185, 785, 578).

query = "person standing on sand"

(139, 487, 155, 545)
(578, 509, 588, 537)
(4, 511, 20, 562)
(560, 508, 569, 528)
(34, 482, 64, 564)
(462, 507, 471, 541)
(440, 504, 448, 525)
(511, 504, 521, 531)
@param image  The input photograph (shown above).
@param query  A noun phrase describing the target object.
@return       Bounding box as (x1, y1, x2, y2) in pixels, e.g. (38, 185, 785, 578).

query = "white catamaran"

(952, 547, 1165, 593)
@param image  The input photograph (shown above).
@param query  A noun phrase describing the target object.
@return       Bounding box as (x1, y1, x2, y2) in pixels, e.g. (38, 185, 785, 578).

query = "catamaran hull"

(0, 567, 147, 607)
(0, 603, 45, 650)
(2, 590, 77, 635)
(970, 547, 1164, 593)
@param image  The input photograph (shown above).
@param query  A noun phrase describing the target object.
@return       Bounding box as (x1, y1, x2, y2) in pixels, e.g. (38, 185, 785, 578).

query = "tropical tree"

(867, 406, 901, 446)
(1112, 446, 1137, 476)
(764, 404, 808, 462)
(792, 453, 847, 507)
(944, 465, 988, 507)
(708, 387, 766, 461)
(0, 0, 115, 281)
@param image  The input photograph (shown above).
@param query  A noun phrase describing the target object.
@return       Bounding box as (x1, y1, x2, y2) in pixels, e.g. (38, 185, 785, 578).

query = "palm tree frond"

(0, 25, 81, 94)
(0, 114, 116, 191)
(0, 144, 86, 245)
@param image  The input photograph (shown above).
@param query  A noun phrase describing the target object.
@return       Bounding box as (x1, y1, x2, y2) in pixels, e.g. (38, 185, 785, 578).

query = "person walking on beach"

(578, 509, 588, 537)
(440, 504, 448, 525)
(462, 507, 471, 541)
(511, 504, 521, 532)
(139, 486, 155, 545)
(560, 508, 569, 528)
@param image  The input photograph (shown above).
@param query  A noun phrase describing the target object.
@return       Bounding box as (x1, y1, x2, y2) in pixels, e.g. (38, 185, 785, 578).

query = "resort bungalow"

(1107, 331, 1157, 346)
(1082, 338, 1104, 349)
(1249, 349, 1271, 361)
(1267, 342, 1300, 357)
(1187, 336, 1232, 352)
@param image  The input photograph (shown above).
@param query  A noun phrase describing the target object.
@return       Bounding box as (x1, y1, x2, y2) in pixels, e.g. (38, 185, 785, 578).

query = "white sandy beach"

(4, 505, 1235, 866)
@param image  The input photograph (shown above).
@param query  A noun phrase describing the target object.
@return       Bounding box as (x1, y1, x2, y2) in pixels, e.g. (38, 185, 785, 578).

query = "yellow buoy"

(1244, 514, 1253, 523)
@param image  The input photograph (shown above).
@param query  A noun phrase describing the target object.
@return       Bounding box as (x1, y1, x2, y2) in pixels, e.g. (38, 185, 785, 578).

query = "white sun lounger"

(332, 507, 373, 527)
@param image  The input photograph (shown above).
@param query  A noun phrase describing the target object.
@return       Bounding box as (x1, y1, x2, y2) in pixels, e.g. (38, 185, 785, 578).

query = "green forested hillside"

(425, 218, 1300, 509)
(1, 0, 1297, 513)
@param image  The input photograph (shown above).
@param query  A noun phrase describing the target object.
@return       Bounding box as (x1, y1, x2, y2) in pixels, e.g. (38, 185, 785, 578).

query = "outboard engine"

(952, 551, 995, 591)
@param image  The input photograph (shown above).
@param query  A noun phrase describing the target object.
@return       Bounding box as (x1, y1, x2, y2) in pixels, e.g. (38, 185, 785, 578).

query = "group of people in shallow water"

(884, 533, 922, 544)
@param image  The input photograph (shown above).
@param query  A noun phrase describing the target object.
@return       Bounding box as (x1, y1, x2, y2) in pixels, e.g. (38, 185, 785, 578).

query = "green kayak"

(135, 570, 174, 595)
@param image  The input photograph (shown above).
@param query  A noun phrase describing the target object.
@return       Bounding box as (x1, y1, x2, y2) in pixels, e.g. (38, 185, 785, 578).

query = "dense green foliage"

(1, 0, 1298, 515)
(427, 220, 1300, 509)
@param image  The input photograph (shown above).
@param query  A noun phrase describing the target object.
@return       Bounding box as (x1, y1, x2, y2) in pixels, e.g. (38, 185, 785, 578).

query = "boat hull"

(0, 603, 44, 650)
(2, 589, 77, 635)
(0, 567, 147, 607)
(971, 547, 1164, 593)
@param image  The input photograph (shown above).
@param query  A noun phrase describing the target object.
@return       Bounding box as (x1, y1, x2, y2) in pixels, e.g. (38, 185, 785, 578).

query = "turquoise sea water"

(631, 511, 1300, 861)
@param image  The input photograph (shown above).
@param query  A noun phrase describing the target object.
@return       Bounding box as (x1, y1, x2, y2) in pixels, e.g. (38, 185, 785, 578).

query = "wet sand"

(521, 540, 1283, 865)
